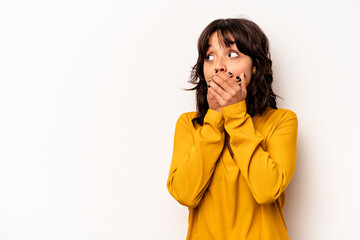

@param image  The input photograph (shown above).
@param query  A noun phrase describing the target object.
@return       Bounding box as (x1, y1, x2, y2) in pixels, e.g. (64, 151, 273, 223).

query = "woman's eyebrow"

(208, 42, 236, 49)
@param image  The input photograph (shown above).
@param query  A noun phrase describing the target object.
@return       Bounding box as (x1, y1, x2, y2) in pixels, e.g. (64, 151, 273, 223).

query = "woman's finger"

(208, 82, 224, 106)
(208, 79, 225, 102)
(240, 73, 247, 90)
(211, 74, 233, 94)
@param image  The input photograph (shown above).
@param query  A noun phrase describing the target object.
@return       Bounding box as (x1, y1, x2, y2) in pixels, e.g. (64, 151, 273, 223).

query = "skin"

(204, 31, 256, 114)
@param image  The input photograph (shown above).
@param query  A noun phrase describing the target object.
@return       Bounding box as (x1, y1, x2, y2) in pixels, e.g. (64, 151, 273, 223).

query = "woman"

(166, 17, 298, 240)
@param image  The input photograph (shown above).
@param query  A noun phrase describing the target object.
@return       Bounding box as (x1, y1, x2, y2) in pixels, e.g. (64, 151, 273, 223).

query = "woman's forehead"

(208, 36, 236, 50)
(208, 31, 235, 48)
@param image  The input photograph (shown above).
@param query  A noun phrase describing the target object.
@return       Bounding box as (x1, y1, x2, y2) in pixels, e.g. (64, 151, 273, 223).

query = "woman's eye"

(205, 54, 213, 61)
(229, 51, 239, 57)
(205, 51, 238, 61)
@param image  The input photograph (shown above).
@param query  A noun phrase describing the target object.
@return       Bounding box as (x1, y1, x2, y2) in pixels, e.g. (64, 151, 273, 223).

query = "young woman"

(166, 17, 298, 240)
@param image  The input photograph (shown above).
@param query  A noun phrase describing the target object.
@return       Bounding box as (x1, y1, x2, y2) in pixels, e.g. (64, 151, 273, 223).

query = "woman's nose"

(215, 68, 226, 73)
(214, 59, 227, 73)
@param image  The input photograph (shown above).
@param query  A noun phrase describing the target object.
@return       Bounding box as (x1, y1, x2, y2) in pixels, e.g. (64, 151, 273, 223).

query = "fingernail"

(228, 72, 232, 75)
(215, 70, 218, 73)
(235, 76, 240, 80)
(208, 85, 211, 88)
(208, 79, 211, 83)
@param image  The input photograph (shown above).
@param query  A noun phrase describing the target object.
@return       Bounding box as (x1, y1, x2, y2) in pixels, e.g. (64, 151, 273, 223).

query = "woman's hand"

(207, 71, 247, 108)
(207, 83, 222, 113)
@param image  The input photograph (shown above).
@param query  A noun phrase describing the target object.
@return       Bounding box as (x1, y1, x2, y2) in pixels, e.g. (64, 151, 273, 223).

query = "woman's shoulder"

(256, 105, 297, 118)
(172, 111, 199, 134)
(177, 111, 197, 120)
(266, 107, 298, 128)
(255, 106, 298, 128)
(175, 111, 198, 127)
(272, 107, 297, 120)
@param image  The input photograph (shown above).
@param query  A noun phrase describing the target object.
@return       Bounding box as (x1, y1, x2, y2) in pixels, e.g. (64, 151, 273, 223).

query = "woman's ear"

(252, 66, 256, 74)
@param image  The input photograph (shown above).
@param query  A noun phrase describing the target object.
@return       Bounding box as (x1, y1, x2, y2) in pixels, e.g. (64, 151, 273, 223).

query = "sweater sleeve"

(166, 109, 225, 208)
(221, 100, 298, 205)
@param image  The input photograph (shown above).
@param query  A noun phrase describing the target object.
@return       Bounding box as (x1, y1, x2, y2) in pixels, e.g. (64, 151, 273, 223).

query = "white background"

(0, 0, 359, 239)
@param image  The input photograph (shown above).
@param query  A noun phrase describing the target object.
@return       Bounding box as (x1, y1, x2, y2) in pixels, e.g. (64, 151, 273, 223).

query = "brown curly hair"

(182, 17, 282, 127)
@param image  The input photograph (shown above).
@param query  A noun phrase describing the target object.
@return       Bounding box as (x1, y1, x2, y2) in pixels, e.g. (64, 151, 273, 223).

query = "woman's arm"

(166, 109, 225, 208)
(221, 100, 298, 205)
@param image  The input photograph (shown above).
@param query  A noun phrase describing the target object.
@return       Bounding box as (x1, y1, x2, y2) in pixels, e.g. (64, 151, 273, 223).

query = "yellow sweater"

(166, 99, 298, 240)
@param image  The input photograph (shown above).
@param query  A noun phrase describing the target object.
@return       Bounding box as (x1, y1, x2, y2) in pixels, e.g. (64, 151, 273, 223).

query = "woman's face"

(203, 31, 256, 87)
